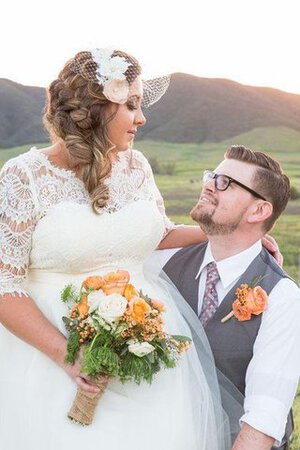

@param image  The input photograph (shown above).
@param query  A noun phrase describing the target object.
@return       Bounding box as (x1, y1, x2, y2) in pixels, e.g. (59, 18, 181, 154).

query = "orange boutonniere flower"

(221, 282, 268, 323)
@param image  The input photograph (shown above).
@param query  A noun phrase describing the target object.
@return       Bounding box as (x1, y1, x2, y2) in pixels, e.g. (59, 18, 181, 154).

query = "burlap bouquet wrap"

(68, 379, 107, 426)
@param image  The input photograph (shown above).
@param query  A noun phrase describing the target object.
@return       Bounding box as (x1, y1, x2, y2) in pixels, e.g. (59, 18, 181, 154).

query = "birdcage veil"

(69, 48, 170, 108)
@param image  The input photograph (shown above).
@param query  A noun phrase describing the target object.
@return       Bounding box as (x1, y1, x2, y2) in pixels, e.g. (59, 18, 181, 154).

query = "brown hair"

(43, 50, 141, 213)
(225, 145, 290, 231)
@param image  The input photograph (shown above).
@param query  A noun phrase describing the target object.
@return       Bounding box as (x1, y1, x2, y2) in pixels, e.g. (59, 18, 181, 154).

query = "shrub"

(148, 156, 161, 174)
(161, 162, 176, 175)
(290, 186, 300, 200)
(148, 157, 176, 175)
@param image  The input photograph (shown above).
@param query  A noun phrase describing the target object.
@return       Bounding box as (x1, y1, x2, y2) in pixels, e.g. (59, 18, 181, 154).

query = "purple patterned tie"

(199, 261, 220, 326)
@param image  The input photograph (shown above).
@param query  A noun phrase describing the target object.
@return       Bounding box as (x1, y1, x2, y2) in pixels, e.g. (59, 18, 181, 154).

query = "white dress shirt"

(144, 241, 300, 445)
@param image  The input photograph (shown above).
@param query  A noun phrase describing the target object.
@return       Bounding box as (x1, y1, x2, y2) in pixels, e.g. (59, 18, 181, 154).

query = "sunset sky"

(1, 0, 300, 94)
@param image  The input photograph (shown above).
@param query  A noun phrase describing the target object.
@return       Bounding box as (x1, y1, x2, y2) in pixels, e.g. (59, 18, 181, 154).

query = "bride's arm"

(0, 293, 67, 365)
(159, 224, 282, 266)
(0, 293, 101, 394)
(159, 224, 282, 265)
(0, 160, 99, 393)
(158, 225, 207, 249)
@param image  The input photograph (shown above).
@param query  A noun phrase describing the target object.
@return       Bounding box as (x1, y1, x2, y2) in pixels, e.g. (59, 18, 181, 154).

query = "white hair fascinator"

(69, 48, 170, 108)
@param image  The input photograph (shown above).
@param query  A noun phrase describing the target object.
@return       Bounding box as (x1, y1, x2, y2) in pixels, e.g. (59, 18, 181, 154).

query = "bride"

(0, 48, 275, 450)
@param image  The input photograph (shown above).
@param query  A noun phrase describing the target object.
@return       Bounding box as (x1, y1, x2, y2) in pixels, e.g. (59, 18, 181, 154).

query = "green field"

(1, 130, 300, 447)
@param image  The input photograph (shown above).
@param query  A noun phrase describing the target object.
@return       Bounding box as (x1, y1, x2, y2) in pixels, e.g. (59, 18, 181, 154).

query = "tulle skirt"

(0, 267, 231, 450)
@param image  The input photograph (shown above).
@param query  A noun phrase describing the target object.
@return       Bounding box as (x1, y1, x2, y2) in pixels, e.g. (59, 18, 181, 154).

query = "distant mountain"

(0, 79, 47, 147)
(141, 73, 300, 142)
(1, 74, 300, 147)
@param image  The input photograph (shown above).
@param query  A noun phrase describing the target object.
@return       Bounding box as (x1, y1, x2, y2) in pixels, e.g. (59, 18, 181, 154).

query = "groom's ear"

(247, 200, 273, 226)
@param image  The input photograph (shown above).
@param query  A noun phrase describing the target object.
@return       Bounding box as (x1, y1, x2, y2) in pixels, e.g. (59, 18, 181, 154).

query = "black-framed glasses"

(203, 170, 267, 201)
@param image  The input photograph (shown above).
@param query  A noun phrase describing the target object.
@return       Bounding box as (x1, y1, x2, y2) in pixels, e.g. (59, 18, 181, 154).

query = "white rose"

(87, 289, 106, 313)
(128, 342, 155, 358)
(103, 79, 129, 104)
(88, 291, 127, 324)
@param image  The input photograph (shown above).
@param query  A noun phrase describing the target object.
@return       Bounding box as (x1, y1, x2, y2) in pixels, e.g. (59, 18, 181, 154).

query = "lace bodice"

(0, 148, 174, 297)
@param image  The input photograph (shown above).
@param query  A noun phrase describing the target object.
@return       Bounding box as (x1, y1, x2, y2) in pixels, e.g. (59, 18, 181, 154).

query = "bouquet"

(61, 270, 191, 425)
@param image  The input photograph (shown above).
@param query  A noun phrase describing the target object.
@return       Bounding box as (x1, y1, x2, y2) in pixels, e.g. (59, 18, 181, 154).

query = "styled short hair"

(225, 145, 290, 231)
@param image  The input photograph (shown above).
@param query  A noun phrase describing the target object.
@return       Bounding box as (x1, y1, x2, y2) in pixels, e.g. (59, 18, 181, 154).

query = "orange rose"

(77, 293, 89, 318)
(123, 284, 139, 301)
(244, 286, 268, 315)
(151, 299, 166, 313)
(82, 276, 104, 290)
(232, 299, 252, 321)
(102, 270, 130, 295)
(129, 297, 151, 323)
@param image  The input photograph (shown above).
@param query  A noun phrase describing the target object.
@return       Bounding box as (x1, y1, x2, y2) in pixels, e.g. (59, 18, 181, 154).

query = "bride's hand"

(262, 235, 283, 266)
(60, 348, 109, 394)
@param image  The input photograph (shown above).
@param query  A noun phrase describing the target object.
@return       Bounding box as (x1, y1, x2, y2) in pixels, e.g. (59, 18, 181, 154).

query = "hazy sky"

(2, 0, 300, 94)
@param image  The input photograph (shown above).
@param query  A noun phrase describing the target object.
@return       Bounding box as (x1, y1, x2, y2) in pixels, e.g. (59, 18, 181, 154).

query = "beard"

(190, 203, 243, 236)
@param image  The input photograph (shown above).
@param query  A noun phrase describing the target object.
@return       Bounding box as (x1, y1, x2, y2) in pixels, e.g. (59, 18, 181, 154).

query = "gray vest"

(164, 242, 293, 449)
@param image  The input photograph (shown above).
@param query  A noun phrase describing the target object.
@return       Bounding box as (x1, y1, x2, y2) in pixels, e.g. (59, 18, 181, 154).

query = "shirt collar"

(195, 240, 263, 289)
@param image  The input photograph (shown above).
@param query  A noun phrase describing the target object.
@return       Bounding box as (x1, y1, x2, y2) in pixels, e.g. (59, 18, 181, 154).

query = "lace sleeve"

(0, 159, 38, 297)
(133, 150, 175, 238)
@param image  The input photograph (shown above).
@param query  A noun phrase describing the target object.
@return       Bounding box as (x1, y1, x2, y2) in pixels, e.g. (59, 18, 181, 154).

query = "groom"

(158, 146, 300, 449)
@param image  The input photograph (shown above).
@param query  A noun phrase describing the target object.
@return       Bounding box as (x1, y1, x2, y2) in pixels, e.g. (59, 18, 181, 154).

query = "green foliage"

(79, 327, 188, 383)
(119, 353, 154, 384)
(155, 339, 177, 368)
(160, 350, 177, 369)
(61, 284, 77, 304)
(82, 345, 120, 378)
(171, 334, 192, 343)
(65, 331, 81, 364)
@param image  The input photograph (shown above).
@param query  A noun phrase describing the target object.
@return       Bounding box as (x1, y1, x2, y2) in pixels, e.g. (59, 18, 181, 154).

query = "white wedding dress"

(0, 148, 229, 450)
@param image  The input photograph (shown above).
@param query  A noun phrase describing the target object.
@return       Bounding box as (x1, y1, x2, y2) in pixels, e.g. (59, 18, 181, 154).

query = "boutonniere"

(221, 277, 268, 323)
